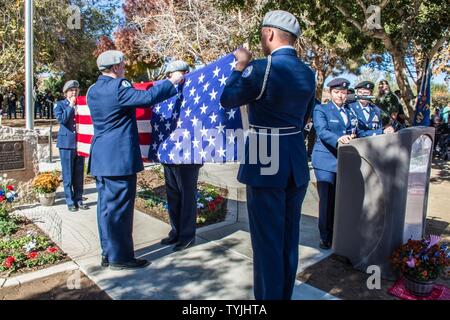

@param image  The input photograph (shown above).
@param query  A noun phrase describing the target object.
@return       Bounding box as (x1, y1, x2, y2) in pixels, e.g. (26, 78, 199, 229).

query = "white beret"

(97, 50, 125, 71)
(165, 60, 190, 74)
(62, 80, 80, 93)
(262, 10, 301, 37)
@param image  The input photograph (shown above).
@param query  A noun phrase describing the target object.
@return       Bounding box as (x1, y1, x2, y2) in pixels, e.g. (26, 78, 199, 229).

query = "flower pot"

(38, 192, 56, 206)
(403, 274, 435, 297)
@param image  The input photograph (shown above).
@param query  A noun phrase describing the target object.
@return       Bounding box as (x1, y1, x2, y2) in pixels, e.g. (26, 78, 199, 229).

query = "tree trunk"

(388, 45, 416, 122)
(316, 68, 327, 101)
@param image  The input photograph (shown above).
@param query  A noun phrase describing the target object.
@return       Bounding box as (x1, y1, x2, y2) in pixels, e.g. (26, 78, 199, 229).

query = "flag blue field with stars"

(148, 53, 244, 164)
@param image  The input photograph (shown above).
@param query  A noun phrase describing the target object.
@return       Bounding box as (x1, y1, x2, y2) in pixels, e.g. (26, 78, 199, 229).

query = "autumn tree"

(0, 0, 121, 92)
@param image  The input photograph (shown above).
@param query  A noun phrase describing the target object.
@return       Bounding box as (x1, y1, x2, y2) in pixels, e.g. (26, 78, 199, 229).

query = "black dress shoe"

(160, 237, 178, 245)
(77, 203, 89, 210)
(109, 258, 151, 270)
(101, 256, 109, 267)
(68, 206, 78, 212)
(173, 239, 195, 252)
(319, 240, 331, 250)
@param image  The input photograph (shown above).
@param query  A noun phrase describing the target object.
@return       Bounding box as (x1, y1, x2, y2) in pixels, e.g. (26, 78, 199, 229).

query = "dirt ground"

(297, 158, 450, 300)
(0, 270, 111, 300)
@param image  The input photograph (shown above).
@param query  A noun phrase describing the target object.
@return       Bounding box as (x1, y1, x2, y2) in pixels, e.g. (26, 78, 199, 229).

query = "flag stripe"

(136, 120, 152, 134)
(75, 82, 155, 160)
(77, 142, 92, 156)
(138, 133, 152, 145)
(76, 124, 94, 135)
(76, 115, 93, 124)
(77, 133, 94, 144)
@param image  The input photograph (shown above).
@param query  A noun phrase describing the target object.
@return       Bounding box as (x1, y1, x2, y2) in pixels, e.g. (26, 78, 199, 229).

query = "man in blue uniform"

(312, 78, 359, 250)
(220, 10, 316, 300)
(87, 50, 184, 270)
(348, 81, 395, 137)
(159, 60, 202, 252)
(54, 80, 88, 212)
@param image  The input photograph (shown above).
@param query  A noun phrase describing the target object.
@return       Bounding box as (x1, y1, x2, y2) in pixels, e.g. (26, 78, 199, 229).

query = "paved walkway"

(19, 162, 336, 300)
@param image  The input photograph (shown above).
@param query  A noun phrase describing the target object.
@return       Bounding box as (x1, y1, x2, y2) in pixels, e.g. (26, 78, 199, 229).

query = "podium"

(333, 127, 435, 279)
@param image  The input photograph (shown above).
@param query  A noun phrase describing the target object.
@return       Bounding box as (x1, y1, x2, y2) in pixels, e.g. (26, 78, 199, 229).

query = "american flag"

(75, 82, 155, 162)
(75, 53, 244, 164)
(149, 53, 243, 164)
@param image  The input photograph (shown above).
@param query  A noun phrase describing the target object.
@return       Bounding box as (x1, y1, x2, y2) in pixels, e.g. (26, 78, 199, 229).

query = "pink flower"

(406, 258, 416, 268)
(426, 235, 441, 250)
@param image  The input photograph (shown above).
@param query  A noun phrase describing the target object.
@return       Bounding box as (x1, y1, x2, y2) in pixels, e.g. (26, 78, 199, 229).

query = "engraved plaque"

(0, 141, 25, 171)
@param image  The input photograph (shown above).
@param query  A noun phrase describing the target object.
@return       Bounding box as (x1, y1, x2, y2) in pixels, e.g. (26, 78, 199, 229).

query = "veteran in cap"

(158, 60, 202, 252)
(221, 10, 316, 300)
(54, 80, 88, 212)
(311, 77, 359, 250)
(348, 81, 395, 137)
(88, 50, 184, 270)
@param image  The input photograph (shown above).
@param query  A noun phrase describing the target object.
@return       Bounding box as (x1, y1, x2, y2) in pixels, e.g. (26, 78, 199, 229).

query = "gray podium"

(333, 127, 435, 280)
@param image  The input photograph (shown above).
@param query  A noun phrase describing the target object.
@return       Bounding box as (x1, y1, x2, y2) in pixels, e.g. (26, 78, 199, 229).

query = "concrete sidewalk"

(18, 162, 335, 300)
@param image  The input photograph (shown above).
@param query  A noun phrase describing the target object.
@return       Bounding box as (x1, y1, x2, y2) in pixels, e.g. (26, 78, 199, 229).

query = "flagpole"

(25, 0, 34, 130)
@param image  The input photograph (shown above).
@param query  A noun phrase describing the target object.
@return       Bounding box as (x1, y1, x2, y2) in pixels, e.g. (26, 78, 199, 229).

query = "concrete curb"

(0, 261, 79, 288)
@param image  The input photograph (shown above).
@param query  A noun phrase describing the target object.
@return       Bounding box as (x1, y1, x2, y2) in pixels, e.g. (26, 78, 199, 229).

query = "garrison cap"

(355, 81, 375, 90)
(97, 50, 125, 71)
(62, 80, 80, 93)
(327, 78, 351, 90)
(262, 10, 301, 37)
(165, 60, 190, 74)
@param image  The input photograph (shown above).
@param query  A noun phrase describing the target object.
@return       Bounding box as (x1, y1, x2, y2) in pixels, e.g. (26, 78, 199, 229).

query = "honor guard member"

(159, 60, 202, 252)
(54, 80, 88, 212)
(87, 50, 184, 269)
(348, 81, 395, 137)
(312, 78, 358, 250)
(220, 10, 316, 300)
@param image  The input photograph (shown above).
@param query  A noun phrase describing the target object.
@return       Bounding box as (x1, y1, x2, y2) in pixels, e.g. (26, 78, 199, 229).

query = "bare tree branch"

(380, 0, 391, 9)
(335, 4, 363, 31)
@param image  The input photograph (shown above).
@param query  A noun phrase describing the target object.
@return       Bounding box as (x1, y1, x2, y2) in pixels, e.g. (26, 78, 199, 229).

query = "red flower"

(208, 203, 216, 211)
(6, 185, 14, 191)
(0, 196, 5, 202)
(27, 252, 39, 260)
(47, 247, 58, 253)
(3, 256, 16, 268)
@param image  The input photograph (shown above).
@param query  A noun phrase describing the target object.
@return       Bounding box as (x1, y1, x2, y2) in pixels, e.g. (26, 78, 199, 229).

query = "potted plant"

(32, 172, 60, 206)
(390, 235, 450, 297)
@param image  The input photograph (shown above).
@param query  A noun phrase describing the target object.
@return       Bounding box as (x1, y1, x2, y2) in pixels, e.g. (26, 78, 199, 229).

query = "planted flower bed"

(0, 174, 66, 277)
(135, 166, 228, 227)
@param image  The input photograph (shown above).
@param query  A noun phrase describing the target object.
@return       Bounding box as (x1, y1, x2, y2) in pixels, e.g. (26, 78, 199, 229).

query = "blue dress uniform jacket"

(348, 101, 383, 137)
(220, 48, 315, 300)
(54, 100, 77, 149)
(311, 102, 358, 173)
(221, 48, 316, 188)
(87, 76, 177, 177)
(311, 101, 358, 245)
(54, 99, 85, 208)
(87, 75, 178, 264)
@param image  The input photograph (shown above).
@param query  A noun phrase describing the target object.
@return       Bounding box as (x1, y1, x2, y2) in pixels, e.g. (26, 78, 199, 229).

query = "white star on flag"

(219, 75, 228, 87)
(227, 109, 236, 120)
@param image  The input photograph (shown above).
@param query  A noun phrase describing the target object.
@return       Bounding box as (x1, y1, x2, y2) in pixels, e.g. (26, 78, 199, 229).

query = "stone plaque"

(0, 140, 25, 171)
